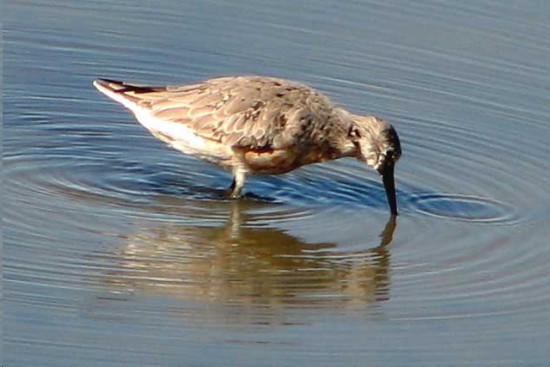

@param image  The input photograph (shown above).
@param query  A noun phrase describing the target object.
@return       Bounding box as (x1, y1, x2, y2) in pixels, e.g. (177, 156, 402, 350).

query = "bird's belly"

(243, 147, 330, 174)
(242, 149, 297, 174)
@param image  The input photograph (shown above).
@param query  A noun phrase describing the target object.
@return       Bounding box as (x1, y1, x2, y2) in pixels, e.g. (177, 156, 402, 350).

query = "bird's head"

(350, 115, 402, 215)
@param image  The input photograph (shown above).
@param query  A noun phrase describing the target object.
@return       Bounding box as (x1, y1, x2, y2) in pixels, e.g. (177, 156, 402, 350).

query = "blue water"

(4, 1, 550, 366)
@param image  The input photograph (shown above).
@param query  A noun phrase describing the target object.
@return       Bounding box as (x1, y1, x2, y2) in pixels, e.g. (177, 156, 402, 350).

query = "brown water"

(4, 1, 550, 366)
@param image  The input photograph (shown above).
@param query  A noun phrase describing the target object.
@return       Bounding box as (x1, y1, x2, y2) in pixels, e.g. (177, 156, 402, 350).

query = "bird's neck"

(323, 108, 360, 159)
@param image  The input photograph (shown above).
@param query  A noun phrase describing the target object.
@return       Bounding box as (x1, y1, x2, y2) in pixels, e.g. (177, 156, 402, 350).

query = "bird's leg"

(227, 177, 240, 197)
(227, 166, 247, 198)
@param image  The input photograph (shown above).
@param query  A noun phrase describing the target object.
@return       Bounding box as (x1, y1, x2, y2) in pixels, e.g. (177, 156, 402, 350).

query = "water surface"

(4, 1, 550, 366)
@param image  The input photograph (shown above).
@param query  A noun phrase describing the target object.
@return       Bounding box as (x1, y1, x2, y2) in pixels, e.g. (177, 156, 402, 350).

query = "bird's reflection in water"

(106, 199, 396, 312)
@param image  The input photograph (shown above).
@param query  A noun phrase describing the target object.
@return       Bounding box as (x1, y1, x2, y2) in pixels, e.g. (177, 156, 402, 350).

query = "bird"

(93, 76, 402, 215)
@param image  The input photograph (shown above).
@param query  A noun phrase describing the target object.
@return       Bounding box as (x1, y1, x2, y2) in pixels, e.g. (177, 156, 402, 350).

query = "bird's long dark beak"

(380, 163, 398, 216)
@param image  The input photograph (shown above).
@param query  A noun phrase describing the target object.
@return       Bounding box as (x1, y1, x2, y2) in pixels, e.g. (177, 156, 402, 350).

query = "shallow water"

(4, 0, 550, 366)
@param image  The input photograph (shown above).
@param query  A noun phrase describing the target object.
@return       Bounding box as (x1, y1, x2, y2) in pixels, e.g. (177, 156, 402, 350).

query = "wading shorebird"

(94, 76, 402, 215)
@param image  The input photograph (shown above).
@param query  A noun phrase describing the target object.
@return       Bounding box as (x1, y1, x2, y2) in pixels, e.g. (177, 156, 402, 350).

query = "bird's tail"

(93, 78, 164, 110)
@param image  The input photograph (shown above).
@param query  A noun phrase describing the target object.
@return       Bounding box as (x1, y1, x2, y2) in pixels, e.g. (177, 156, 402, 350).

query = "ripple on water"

(394, 114, 547, 226)
(410, 193, 518, 224)
(4, 0, 550, 365)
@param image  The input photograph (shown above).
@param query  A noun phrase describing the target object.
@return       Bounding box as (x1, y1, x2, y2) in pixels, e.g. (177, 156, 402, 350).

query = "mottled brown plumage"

(94, 76, 401, 214)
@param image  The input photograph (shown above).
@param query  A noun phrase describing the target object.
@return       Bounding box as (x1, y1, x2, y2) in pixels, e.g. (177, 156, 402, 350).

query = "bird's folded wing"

(113, 76, 335, 151)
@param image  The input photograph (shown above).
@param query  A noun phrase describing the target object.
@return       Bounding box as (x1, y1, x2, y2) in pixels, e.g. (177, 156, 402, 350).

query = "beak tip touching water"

(380, 163, 398, 216)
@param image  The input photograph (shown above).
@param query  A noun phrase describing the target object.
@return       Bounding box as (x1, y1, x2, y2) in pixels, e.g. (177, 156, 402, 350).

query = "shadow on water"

(30, 151, 517, 227)
(96, 200, 397, 313)
(114, 163, 392, 208)
(112, 163, 516, 223)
